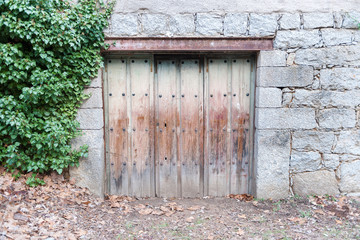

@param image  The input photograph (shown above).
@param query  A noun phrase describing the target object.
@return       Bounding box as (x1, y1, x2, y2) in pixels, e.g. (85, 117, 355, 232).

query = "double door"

(106, 56, 253, 197)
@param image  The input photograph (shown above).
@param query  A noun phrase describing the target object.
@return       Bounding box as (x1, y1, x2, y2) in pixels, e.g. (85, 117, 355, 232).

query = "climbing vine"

(0, 0, 113, 183)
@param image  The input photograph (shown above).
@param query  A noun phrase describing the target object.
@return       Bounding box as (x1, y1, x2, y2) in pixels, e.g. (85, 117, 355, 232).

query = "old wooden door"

(204, 58, 251, 196)
(106, 56, 252, 197)
(107, 58, 155, 197)
(155, 59, 203, 197)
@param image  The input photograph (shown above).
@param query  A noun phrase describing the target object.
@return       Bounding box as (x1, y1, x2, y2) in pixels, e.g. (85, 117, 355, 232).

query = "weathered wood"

(207, 59, 229, 196)
(149, 58, 156, 197)
(203, 58, 210, 196)
(226, 59, 232, 196)
(156, 60, 178, 197)
(108, 59, 129, 195)
(107, 56, 252, 197)
(129, 58, 152, 197)
(230, 59, 251, 194)
(180, 59, 203, 197)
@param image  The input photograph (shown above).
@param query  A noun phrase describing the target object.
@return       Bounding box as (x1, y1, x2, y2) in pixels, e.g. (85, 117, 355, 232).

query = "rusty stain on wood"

(129, 59, 152, 197)
(207, 59, 229, 196)
(108, 58, 154, 197)
(108, 59, 129, 195)
(230, 59, 251, 194)
(180, 60, 203, 197)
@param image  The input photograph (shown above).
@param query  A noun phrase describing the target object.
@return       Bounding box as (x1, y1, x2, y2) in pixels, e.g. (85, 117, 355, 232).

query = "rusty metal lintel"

(102, 37, 273, 53)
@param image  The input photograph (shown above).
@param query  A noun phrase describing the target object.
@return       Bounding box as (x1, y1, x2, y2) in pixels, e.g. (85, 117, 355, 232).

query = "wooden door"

(179, 60, 203, 198)
(230, 59, 251, 194)
(204, 57, 251, 196)
(155, 59, 203, 198)
(106, 56, 252, 197)
(107, 58, 155, 197)
(155, 60, 179, 197)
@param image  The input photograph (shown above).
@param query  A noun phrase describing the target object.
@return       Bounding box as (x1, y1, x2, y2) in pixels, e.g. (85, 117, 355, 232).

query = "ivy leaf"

(0, 0, 114, 186)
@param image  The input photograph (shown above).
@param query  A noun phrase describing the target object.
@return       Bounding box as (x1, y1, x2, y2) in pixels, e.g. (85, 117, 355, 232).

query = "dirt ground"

(0, 169, 359, 240)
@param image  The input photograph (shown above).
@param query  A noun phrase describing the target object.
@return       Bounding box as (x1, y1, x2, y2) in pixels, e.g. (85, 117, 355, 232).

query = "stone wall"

(254, 12, 360, 198)
(70, 69, 105, 197)
(111, 0, 360, 15)
(71, 9, 360, 198)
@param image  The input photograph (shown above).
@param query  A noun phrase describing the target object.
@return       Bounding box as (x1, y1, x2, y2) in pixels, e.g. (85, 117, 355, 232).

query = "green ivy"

(0, 0, 113, 180)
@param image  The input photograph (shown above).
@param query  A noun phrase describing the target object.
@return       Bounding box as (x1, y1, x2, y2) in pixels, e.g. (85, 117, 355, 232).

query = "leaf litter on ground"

(0, 167, 359, 239)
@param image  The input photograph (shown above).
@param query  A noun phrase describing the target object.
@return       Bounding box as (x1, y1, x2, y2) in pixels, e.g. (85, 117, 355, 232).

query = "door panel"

(230, 59, 251, 194)
(108, 58, 154, 197)
(156, 60, 179, 197)
(108, 59, 129, 195)
(129, 58, 153, 197)
(180, 60, 203, 197)
(206, 59, 230, 196)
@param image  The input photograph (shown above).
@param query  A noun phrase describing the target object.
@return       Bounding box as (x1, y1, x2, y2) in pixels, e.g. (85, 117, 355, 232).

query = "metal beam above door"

(102, 37, 273, 53)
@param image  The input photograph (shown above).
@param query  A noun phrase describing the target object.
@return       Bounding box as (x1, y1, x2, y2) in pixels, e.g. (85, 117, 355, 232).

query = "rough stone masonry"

(70, 1, 360, 199)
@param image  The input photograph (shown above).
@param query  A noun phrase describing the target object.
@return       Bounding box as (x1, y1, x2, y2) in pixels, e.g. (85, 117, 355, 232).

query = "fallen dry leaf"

(187, 205, 201, 211)
(288, 217, 306, 225)
(165, 211, 175, 217)
(138, 208, 153, 215)
(229, 194, 254, 202)
(75, 229, 87, 236)
(238, 214, 247, 219)
(338, 196, 347, 207)
(122, 204, 133, 214)
(236, 228, 245, 235)
(314, 209, 326, 215)
(172, 205, 184, 212)
(177, 206, 184, 211)
(63, 213, 73, 220)
(185, 216, 194, 223)
(81, 200, 91, 205)
(160, 206, 170, 212)
(152, 209, 165, 216)
(110, 202, 121, 208)
(135, 204, 146, 210)
(309, 196, 325, 207)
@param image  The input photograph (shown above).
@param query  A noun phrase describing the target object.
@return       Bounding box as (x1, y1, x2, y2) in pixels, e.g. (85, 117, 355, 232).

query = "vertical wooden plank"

(207, 59, 229, 196)
(230, 59, 251, 194)
(226, 58, 232, 196)
(179, 59, 203, 197)
(104, 64, 110, 195)
(108, 59, 129, 195)
(129, 58, 152, 197)
(156, 60, 178, 197)
(176, 60, 182, 197)
(154, 60, 160, 197)
(199, 58, 205, 197)
(149, 57, 155, 197)
(204, 57, 210, 196)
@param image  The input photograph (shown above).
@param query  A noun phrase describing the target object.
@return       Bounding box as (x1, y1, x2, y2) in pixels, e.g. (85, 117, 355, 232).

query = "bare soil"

(1, 169, 359, 240)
